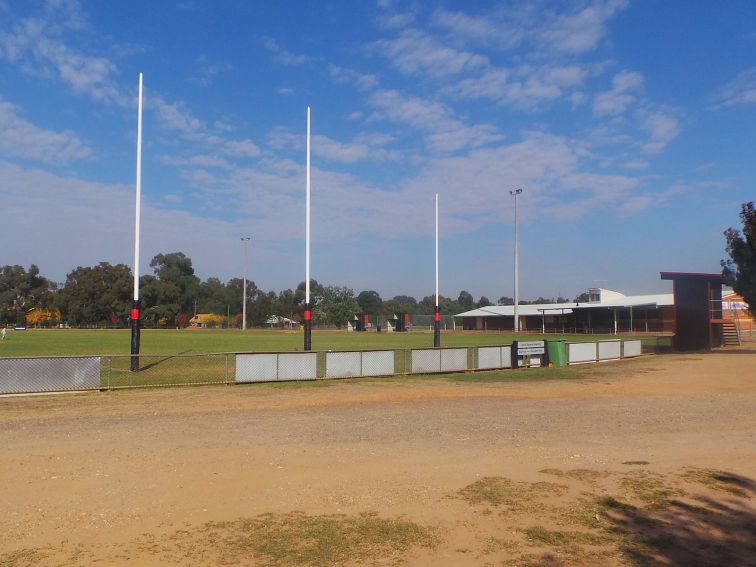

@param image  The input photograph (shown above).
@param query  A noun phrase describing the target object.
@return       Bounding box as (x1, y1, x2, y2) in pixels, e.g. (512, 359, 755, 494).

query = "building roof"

(456, 304, 577, 318)
(454, 292, 674, 318)
(660, 272, 725, 283)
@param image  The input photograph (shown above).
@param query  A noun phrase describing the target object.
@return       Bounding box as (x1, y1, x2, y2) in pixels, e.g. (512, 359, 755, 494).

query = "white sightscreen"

(411, 349, 441, 373)
(277, 353, 317, 381)
(598, 341, 622, 361)
(478, 346, 503, 369)
(236, 354, 278, 383)
(623, 340, 642, 357)
(568, 342, 597, 364)
(440, 348, 467, 372)
(325, 351, 361, 378)
(361, 351, 394, 377)
(0, 357, 100, 394)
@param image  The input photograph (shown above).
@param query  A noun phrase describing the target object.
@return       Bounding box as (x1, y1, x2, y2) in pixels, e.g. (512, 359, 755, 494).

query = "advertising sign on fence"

(516, 341, 545, 355)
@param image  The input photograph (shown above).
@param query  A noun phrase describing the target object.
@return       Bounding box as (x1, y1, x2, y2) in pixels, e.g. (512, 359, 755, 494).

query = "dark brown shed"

(660, 272, 724, 351)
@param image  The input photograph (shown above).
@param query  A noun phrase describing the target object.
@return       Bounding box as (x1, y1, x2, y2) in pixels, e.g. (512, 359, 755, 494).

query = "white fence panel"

(501, 346, 512, 368)
(361, 351, 394, 377)
(278, 353, 317, 381)
(326, 352, 361, 379)
(478, 346, 512, 369)
(623, 340, 642, 358)
(0, 357, 100, 394)
(478, 346, 502, 369)
(598, 340, 622, 361)
(411, 349, 441, 373)
(568, 342, 597, 364)
(440, 348, 468, 372)
(236, 354, 278, 383)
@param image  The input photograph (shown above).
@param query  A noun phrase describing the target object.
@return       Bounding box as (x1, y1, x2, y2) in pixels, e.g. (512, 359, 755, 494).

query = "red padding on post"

(304, 310, 312, 321)
(131, 308, 140, 320)
(434, 311, 440, 322)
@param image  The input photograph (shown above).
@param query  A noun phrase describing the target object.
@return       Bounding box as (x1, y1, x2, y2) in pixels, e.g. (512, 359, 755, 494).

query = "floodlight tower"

(130, 72, 144, 372)
(434, 194, 441, 348)
(241, 236, 250, 330)
(303, 106, 312, 351)
(510, 188, 523, 333)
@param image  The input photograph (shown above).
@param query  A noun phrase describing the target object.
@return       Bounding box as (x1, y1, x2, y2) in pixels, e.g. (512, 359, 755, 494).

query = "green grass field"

(0, 328, 669, 358)
(0, 328, 670, 391)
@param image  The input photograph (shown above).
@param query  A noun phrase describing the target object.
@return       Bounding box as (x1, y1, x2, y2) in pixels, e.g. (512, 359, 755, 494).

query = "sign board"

(516, 340, 545, 355)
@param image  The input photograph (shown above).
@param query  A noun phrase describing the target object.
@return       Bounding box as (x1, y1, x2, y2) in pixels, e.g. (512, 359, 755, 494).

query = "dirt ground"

(1, 348, 755, 566)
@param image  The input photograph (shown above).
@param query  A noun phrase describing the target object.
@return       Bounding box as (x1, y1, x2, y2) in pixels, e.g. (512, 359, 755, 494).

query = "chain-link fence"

(105, 353, 233, 389)
(0, 356, 100, 394)
(1, 338, 659, 395)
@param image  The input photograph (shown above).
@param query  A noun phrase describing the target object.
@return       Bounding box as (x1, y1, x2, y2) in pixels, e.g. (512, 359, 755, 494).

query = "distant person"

(1, 326, 7, 340)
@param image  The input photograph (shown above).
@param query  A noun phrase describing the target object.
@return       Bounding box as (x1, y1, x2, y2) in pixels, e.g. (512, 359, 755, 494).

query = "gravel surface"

(1, 348, 755, 566)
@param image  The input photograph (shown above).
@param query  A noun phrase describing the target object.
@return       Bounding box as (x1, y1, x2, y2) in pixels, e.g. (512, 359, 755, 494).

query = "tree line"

(0, 252, 582, 328)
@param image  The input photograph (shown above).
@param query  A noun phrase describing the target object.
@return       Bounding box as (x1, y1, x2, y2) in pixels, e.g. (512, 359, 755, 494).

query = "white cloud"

(431, 8, 522, 49)
(353, 132, 395, 146)
(0, 96, 91, 164)
(640, 110, 680, 154)
(368, 29, 488, 78)
(538, 0, 629, 54)
(714, 67, 756, 107)
(366, 89, 503, 154)
(224, 139, 261, 158)
(367, 89, 455, 131)
(267, 127, 301, 151)
(424, 124, 504, 153)
(400, 131, 641, 228)
(328, 65, 379, 90)
(374, 2, 417, 30)
(0, 15, 125, 105)
(158, 154, 231, 169)
(447, 64, 589, 108)
(188, 54, 233, 86)
(592, 70, 643, 115)
(617, 193, 655, 216)
(312, 135, 370, 163)
(431, 0, 628, 54)
(213, 120, 234, 132)
(43, 0, 88, 31)
(267, 127, 392, 164)
(624, 160, 650, 170)
(261, 36, 308, 66)
(150, 96, 203, 134)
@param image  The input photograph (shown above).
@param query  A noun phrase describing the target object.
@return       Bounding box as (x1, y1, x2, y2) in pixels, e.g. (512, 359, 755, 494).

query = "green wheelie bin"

(547, 340, 567, 367)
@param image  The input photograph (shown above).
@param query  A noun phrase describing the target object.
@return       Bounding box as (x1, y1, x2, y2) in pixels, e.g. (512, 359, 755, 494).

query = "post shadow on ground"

(137, 350, 192, 372)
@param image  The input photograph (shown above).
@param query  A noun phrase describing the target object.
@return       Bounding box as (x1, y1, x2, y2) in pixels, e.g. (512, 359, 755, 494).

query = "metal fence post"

(107, 356, 112, 390)
(224, 353, 229, 384)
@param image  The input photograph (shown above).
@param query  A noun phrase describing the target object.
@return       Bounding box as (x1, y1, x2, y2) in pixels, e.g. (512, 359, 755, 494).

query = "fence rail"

(0, 339, 652, 396)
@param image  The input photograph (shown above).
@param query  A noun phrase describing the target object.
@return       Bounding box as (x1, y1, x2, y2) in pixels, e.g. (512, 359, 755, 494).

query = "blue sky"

(1, 0, 754, 301)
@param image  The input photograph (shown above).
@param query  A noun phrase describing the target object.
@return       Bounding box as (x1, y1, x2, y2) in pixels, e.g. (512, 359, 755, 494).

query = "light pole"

(510, 188, 523, 333)
(241, 236, 250, 330)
